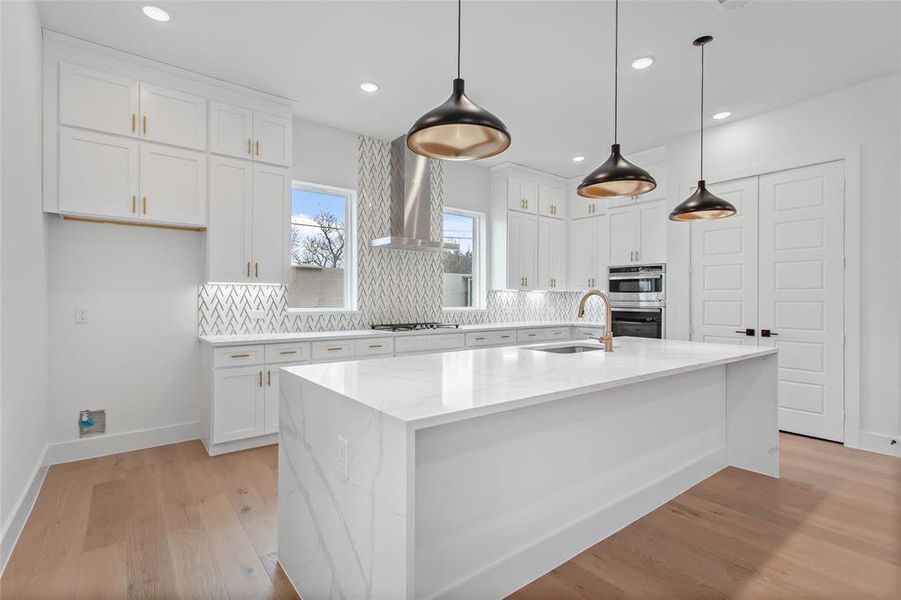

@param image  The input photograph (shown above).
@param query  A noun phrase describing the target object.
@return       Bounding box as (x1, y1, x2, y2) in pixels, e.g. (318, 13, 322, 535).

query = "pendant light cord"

(613, 0, 619, 143)
(457, 0, 462, 79)
(700, 41, 705, 179)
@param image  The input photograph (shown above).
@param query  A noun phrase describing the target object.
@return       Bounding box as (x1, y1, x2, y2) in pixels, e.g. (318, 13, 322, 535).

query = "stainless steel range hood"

(370, 136, 459, 252)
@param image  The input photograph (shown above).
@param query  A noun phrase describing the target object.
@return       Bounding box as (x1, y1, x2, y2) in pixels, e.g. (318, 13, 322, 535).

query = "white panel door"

(208, 157, 253, 282)
(139, 83, 207, 150)
(538, 184, 566, 219)
(521, 213, 539, 289)
(759, 162, 844, 441)
(213, 366, 265, 443)
(139, 144, 206, 226)
(507, 177, 538, 213)
(638, 199, 667, 263)
(251, 164, 289, 283)
(538, 218, 552, 289)
(252, 111, 292, 167)
(58, 63, 138, 137)
(608, 205, 638, 266)
(538, 218, 565, 289)
(264, 362, 310, 435)
(568, 218, 596, 289)
(58, 128, 139, 219)
(594, 215, 610, 290)
(507, 210, 524, 289)
(210, 101, 254, 159)
(690, 177, 759, 346)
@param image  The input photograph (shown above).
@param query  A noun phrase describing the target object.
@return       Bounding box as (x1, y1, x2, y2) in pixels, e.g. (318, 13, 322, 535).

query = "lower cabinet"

(212, 366, 265, 443)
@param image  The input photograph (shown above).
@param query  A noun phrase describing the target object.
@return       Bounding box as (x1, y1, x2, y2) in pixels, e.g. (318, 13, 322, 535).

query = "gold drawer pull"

(500, 335, 511, 339)
(279, 350, 297, 355)
(369, 344, 383, 349)
(475, 337, 486, 341)
(327, 347, 343, 351)
(230, 353, 250, 358)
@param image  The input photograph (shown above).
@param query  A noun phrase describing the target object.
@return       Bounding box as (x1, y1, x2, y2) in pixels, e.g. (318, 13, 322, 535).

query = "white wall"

(444, 162, 491, 214)
(663, 74, 900, 448)
(0, 0, 48, 564)
(292, 117, 357, 190)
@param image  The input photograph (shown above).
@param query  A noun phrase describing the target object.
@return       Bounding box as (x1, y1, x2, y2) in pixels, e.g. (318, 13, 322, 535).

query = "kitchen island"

(276, 337, 779, 600)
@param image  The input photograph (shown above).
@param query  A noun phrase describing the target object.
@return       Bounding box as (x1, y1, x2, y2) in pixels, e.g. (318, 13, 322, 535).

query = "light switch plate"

(75, 307, 90, 324)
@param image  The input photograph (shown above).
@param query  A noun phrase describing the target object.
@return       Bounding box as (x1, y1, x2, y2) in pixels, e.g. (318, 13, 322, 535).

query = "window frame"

(285, 180, 358, 314)
(441, 207, 487, 311)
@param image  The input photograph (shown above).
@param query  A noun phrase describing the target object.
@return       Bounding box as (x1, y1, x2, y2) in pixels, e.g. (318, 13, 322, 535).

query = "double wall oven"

(608, 264, 666, 339)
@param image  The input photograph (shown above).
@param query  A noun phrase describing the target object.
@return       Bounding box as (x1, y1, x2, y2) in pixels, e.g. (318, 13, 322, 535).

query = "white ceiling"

(37, 1, 899, 178)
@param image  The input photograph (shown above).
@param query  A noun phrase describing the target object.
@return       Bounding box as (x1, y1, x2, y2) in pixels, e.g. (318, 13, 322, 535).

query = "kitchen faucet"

(577, 289, 614, 352)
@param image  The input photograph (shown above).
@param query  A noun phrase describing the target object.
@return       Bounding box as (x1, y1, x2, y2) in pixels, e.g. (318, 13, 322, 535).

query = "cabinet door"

(213, 366, 265, 443)
(507, 210, 525, 289)
(637, 199, 666, 263)
(608, 205, 638, 265)
(538, 218, 552, 289)
(209, 157, 253, 282)
(593, 215, 610, 289)
(59, 63, 138, 137)
(139, 83, 207, 151)
(568, 218, 596, 289)
(253, 111, 292, 167)
(508, 177, 538, 213)
(252, 164, 289, 283)
(265, 362, 309, 435)
(139, 143, 206, 226)
(58, 128, 139, 219)
(521, 213, 539, 289)
(547, 219, 566, 288)
(210, 101, 254, 159)
(539, 184, 566, 219)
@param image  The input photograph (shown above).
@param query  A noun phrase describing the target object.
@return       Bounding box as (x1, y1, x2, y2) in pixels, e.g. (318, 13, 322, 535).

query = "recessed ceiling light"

(631, 56, 654, 70)
(359, 82, 379, 93)
(712, 111, 731, 120)
(142, 6, 170, 22)
(572, 155, 586, 162)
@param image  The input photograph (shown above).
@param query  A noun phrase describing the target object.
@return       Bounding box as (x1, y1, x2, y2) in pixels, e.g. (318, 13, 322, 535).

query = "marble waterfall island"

(276, 337, 779, 600)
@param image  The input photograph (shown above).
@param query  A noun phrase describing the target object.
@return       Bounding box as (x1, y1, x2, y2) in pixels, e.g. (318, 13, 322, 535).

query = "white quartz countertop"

(283, 337, 777, 430)
(199, 321, 605, 346)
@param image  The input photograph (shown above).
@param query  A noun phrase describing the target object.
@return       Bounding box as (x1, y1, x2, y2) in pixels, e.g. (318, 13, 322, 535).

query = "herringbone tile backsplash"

(198, 135, 601, 336)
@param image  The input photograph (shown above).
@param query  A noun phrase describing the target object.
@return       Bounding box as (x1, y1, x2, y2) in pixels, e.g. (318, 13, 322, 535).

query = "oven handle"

(608, 273, 663, 280)
(612, 307, 663, 313)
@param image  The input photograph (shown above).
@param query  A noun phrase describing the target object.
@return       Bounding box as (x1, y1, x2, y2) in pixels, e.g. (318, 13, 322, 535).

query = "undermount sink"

(527, 342, 606, 354)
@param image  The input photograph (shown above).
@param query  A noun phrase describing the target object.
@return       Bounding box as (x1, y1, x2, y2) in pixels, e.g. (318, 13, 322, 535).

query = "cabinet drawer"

(517, 329, 546, 343)
(573, 327, 604, 340)
(466, 332, 493, 347)
(544, 328, 569, 341)
(491, 330, 517, 345)
(265, 342, 311, 364)
(431, 333, 464, 351)
(395, 336, 431, 355)
(311, 340, 354, 361)
(214, 345, 265, 368)
(354, 337, 394, 357)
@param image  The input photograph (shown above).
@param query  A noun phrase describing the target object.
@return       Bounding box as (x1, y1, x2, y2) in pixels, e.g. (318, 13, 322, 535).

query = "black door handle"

(761, 329, 778, 337)
(735, 328, 755, 336)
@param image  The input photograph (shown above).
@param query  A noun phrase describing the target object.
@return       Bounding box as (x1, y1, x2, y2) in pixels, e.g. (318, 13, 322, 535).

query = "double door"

(208, 157, 289, 283)
(538, 218, 566, 289)
(608, 199, 667, 265)
(209, 101, 292, 167)
(568, 215, 609, 290)
(690, 162, 845, 441)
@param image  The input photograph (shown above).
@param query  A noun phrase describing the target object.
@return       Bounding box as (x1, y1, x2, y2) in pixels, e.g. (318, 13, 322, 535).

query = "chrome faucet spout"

(577, 289, 614, 352)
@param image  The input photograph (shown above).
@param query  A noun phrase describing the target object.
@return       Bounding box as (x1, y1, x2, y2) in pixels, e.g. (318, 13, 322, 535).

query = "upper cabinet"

(210, 102, 292, 167)
(59, 62, 138, 137)
(608, 199, 666, 265)
(538, 184, 566, 219)
(139, 83, 207, 150)
(538, 217, 566, 289)
(568, 186, 605, 220)
(507, 177, 538, 213)
(139, 143, 207, 226)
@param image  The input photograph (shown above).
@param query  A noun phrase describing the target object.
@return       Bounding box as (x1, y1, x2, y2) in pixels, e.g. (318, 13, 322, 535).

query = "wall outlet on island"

(248, 309, 266, 320)
(336, 435, 349, 481)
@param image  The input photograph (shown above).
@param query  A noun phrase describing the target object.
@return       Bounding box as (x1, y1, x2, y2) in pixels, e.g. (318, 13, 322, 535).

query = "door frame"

(685, 144, 861, 448)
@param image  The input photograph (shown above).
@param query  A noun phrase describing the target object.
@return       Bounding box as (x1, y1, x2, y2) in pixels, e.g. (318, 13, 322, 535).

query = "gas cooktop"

(371, 322, 460, 332)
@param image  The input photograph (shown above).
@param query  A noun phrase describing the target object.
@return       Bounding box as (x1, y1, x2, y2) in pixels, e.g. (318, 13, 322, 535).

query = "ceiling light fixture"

(631, 56, 655, 70)
(406, 0, 511, 161)
(360, 82, 379, 93)
(670, 36, 736, 222)
(142, 6, 170, 22)
(578, 0, 656, 199)
(572, 155, 586, 163)
(712, 110, 731, 120)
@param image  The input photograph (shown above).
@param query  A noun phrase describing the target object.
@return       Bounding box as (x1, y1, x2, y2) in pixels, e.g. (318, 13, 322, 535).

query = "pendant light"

(406, 0, 511, 161)
(578, 0, 656, 199)
(669, 36, 736, 221)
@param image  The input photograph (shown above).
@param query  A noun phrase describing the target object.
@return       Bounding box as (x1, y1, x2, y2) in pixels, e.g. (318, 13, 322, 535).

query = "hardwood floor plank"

(125, 511, 177, 600)
(75, 542, 129, 600)
(166, 521, 229, 600)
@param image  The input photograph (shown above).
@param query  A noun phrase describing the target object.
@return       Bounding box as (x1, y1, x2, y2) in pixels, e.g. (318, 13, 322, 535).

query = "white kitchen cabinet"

(139, 143, 206, 226)
(210, 101, 254, 159)
(251, 164, 290, 282)
(264, 362, 308, 434)
(568, 215, 608, 290)
(58, 128, 139, 219)
(507, 177, 538, 213)
(139, 83, 207, 151)
(538, 184, 566, 219)
(213, 366, 265, 443)
(253, 111, 292, 167)
(507, 211, 538, 289)
(538, 217, 565, 289)
(608, 199, 665, 265)
(59, 62, 139, 137)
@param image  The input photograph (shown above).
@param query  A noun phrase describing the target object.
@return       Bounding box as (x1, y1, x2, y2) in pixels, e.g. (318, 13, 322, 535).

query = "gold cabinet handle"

(142, 196, 147, 215)
(255, 140, 260, 156)
(327, 347, 343, 352)
(255, 262, 259, 277)
(131, 195, 136, 213)
(500, 335, 511, 339)
(247, 139, 252, 155)
(369, 344, 383, 349)
(267, 370, 271, 387)
(142, 115, 147, 135)
(230, 353, 250, 358)
(131, 113, 136, 133)
(279, 350, 297, 355)
(258, 371, 263, 387)
(475, 336, 486, 341)
(246, 262, 251, 278)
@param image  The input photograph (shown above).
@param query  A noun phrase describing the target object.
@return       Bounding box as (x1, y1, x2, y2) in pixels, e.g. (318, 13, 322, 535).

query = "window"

(442, 209, 485, 309)
(288, 181, 356, 310)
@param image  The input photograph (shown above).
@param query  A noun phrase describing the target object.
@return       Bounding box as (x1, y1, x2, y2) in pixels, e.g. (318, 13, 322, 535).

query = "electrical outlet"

(248, 309, 265, 320)
(336, 435, 349, 481)
(75, 307, 90, 324)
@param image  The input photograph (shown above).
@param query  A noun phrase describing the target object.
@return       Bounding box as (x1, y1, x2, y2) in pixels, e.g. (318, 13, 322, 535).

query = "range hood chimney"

(370, 136, 459, 252)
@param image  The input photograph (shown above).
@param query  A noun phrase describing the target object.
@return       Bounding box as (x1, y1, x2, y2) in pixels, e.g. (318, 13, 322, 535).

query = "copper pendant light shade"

(670, 36, 736, 222)
(577, 0, 656, 199)
(406, 0, 510, 161)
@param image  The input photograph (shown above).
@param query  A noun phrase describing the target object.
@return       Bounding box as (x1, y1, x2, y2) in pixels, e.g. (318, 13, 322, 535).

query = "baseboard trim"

(431, 447, 727, 600)
(859, 431, 900, 457)
(1, 446, 49, 575)
(45, 420, 202, 465)
(202, 433, 279, 456)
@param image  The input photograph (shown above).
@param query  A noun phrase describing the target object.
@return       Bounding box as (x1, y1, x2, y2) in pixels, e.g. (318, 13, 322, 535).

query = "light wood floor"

(1, 433, 898, 599)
